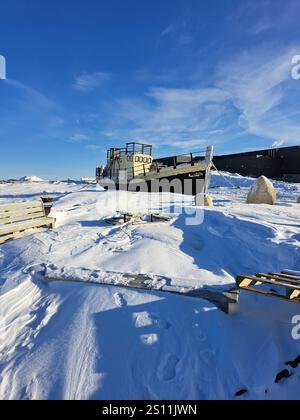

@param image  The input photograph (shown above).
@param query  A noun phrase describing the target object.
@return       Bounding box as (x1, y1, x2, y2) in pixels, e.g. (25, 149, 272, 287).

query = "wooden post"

(190, 153, 194, 166)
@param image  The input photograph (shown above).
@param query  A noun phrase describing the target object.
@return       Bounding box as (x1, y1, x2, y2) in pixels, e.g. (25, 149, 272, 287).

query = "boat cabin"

(102, 142, 154, 180)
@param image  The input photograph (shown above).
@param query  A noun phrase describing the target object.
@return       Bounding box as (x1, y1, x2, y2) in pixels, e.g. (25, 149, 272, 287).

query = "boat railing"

(126, 147, 212, 180)
(100, 146, 213, 180)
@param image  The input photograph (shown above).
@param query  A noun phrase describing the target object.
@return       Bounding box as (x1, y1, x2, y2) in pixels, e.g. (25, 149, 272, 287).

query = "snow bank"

(19, 176, 46, 183)
(210, 171, 255, 189)
(0, 177, 300, 400)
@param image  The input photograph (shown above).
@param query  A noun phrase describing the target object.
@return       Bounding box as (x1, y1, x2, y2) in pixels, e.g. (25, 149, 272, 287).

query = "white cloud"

(161, 25, 176, 37)
(250, 20, 271, 35)
(70, 133, 89, 142)
(86, 144, 102, 150)
(164, 139, 207, 150)
(73, 72, 111, 92)
(100, 44, 300, 151)
(217, 45, 300, 143)
(6, 79, 57, 108)
(159, 16, 193, 47)
(107, 86, 234, 148)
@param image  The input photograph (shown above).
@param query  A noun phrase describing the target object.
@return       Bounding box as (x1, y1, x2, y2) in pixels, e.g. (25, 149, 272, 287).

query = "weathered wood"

(256, 273, 300, 285)
(0, 217, 55, 235)
(236, 272, 300, 305)
(0, 211, 45, 225)
(0, 203, 43, 218)
(0, 227, 50, 244)
(268, 272, 300, 282)
(0, 200, 55, 244)
(239, 286, 300, 303)
(0, 201, 42, 213)
(237, 275, 300, 291)
(282, 270, 300, 278)
(44, 268, 238, 315)
(0, 232, 18, 244)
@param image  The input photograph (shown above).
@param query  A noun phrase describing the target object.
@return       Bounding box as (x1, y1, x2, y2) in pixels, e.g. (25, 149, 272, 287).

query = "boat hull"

(99, 170, 209, 196)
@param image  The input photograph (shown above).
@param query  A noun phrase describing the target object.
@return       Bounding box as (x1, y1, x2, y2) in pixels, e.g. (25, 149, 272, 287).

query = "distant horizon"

(1, 0, 300, 179)
(1, 142, 299, 181)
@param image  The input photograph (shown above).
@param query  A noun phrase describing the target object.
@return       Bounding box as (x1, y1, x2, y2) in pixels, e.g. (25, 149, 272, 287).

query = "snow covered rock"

(19, 175, 45, 183)
(247, 176, 276, 205)
(195, 194, 213, 207)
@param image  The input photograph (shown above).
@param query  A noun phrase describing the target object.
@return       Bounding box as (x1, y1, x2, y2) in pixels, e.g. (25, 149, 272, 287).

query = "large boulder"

(204, 194, 213, 207)
(247, 176, 276, 205)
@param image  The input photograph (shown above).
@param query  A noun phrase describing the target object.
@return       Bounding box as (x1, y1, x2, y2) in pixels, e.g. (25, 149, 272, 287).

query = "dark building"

(213, 146, 300, 182)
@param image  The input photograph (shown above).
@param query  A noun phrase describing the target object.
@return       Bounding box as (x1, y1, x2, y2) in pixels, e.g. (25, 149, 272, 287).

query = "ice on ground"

(0, 173, 300, 400)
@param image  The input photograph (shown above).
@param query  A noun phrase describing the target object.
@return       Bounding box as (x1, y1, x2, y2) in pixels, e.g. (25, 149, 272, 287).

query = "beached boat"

(96, 142, 213, 196)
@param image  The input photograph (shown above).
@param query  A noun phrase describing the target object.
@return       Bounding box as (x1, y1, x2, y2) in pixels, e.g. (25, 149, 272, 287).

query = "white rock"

(246, 176, 276, 205)
(204, 194, 213, 207)
(195, 194, 213, 207)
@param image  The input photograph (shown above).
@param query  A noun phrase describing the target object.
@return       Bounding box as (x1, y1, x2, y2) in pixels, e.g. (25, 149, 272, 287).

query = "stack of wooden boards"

(236, 271, 300, 304)
(0, 200, 55, 244)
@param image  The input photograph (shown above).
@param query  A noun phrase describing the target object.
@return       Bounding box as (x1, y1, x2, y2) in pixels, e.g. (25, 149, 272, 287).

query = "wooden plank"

(283, 270, 300, 278)
(44, 271, 238, 315)
(0, 211, 45, 225)
(239, 285, 300, 304)
(236, 275, 263, 288)
(272, 272, 300, 281)
(0, 217, 55, 235)
(0, 201, 42, 213)
(0, 226, 51, 245)
(0, 230, 34, 244)
(0, 206, 43, 219)
(290, 290, 300, 300)
(256, 273, 300, 285)
(0, 205, 43, 217)
(237, 275, 300, 291)
(239, 278, 263, 287)
(0, 209, 42, 220)
(0, 232, 17, 244)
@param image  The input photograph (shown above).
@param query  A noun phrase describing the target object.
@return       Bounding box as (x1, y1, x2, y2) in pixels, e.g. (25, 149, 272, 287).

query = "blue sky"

(0, 0, 300, 179)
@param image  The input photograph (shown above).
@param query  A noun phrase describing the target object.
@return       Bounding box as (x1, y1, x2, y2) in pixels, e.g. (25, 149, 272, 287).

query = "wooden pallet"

(0, 201, 56, 244)
(236, 271, 300, 304)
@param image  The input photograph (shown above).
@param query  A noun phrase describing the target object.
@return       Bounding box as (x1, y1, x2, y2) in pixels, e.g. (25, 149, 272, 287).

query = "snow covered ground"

(0, 174, 300, 400)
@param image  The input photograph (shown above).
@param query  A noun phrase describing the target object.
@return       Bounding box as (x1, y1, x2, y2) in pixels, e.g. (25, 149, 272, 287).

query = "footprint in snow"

(133, 312, 171, 330)
(151, 314, 171, 330)
(157, 354, 179, 381)
(194, 325, 207, 342)
(113, 292, 127, 307)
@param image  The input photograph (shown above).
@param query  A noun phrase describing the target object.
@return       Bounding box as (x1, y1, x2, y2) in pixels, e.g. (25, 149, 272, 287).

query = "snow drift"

(0, 174, 300, 400)
(19, 176, 46, 183)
